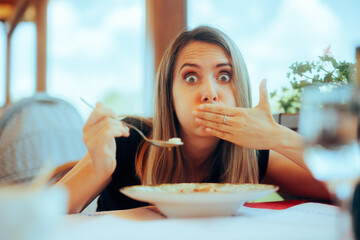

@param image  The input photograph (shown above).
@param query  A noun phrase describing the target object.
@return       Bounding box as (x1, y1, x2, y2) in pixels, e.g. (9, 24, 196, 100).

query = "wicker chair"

(0, 93, 86, 185)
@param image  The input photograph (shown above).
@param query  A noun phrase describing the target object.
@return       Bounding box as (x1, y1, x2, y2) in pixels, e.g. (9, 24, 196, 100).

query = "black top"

(352, 182, 360, 239)
(97, 118, 269, 211)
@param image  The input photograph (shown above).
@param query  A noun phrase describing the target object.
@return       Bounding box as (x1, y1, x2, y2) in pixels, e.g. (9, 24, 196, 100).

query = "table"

(49, 201, 341, 240)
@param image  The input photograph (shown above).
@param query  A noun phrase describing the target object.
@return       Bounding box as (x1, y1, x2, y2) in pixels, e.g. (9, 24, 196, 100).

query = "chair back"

(0, 93, 86, 185)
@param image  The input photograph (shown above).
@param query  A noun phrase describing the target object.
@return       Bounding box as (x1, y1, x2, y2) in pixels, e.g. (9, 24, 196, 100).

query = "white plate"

(120, 183, 279, 218)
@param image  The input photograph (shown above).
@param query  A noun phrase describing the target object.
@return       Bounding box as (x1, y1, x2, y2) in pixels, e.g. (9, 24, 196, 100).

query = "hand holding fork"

(81, 98, 183, 148)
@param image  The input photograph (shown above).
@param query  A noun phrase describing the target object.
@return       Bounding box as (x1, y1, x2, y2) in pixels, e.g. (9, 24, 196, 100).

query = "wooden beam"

(3, 0, 28, 105)
(4, 0, 29, 37)
(146, 0, 187, 71)
(34, 0, 47, 92)
(5, 35, 11, 104)
(144, 0, 187, 115)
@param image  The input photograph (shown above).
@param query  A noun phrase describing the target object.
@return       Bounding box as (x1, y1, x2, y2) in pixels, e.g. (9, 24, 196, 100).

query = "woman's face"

(172, 41, 237, 139)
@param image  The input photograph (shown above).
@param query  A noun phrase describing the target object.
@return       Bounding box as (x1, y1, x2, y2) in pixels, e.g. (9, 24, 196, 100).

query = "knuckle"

(239, 118, 246, 127)
(104, 117, 113, 126)
(94, 107, 102, 116)
(104, 128, 114, 138)
(239, 115, 247, 123)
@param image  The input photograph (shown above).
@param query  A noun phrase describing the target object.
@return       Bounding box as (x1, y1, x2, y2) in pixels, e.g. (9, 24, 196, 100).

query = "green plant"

(271, 47, 357, 113)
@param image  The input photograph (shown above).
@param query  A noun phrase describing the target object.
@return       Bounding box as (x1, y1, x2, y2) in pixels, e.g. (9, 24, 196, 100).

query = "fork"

(80, 98, 183, 148)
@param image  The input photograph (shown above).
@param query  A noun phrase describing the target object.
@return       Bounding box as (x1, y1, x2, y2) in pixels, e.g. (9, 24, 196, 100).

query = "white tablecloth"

(49, 203, 341, 240)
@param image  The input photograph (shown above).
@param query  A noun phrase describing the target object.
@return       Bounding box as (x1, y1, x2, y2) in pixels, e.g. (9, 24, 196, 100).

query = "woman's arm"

(56, 102, 130, 213)
(57, 153, 112, 213)
(260, 122, 330, 199)
(262, 150, 330, 200)
(269, 124, 308, 169)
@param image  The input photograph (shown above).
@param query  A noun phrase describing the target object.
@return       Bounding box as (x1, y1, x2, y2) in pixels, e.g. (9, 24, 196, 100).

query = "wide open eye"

(218, 73, 231, 83)
(185, 75, 198, 84)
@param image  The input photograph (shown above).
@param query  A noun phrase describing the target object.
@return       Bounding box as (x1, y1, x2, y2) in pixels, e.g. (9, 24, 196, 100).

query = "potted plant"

(270, 46, 356, 130)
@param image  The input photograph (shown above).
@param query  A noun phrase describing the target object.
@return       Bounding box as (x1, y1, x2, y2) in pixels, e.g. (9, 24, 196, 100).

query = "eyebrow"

(179, 63, 232, 73)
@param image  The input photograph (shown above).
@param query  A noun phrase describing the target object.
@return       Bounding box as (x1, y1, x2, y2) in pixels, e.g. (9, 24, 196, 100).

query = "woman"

(59, 26, 329, 213)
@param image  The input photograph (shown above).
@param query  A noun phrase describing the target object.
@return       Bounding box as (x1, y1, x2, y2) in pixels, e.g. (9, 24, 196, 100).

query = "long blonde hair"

(136, 26, 259, 184)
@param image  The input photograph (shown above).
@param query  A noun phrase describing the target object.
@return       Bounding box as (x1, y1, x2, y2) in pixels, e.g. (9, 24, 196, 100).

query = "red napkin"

(244, 200, 307, 210)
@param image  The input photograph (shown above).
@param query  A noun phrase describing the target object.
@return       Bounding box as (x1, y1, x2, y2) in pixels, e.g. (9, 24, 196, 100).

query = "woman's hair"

(136, 25, 259, 184)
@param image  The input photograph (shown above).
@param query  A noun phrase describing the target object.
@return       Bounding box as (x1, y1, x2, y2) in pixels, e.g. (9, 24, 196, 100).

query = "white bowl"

(120, 183, 278, 218)
(0, 186, 68, 240)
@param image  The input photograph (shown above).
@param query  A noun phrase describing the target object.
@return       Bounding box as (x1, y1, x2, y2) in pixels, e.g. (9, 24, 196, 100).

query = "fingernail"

(198, 105, 204, 110)
(192, 110, 198, 116)
(195, 118, 201, 123)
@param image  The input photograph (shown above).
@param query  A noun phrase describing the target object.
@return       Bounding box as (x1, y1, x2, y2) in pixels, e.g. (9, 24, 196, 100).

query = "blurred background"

(0, 0, 359, 120)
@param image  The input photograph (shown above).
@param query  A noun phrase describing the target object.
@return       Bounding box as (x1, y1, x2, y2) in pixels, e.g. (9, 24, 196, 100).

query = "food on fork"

(168, 137, 183, 145)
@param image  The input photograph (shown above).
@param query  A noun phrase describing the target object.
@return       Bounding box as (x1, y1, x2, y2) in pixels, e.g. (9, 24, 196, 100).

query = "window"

(10, 22, 37, 102)
(47, 0, 145, 120)
(188, 0, 360, 112)
(0, 22, 36, 105)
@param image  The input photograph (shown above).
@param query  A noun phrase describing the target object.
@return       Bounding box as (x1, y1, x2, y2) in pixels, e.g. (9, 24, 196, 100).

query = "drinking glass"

(299, 84, 360, 240)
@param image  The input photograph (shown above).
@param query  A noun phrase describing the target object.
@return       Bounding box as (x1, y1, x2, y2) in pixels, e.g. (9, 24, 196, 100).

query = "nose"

(201, 78, 218, 103)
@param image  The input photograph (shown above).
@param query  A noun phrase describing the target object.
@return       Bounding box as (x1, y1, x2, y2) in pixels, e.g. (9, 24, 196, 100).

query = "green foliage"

(271, 47, 356, 113)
